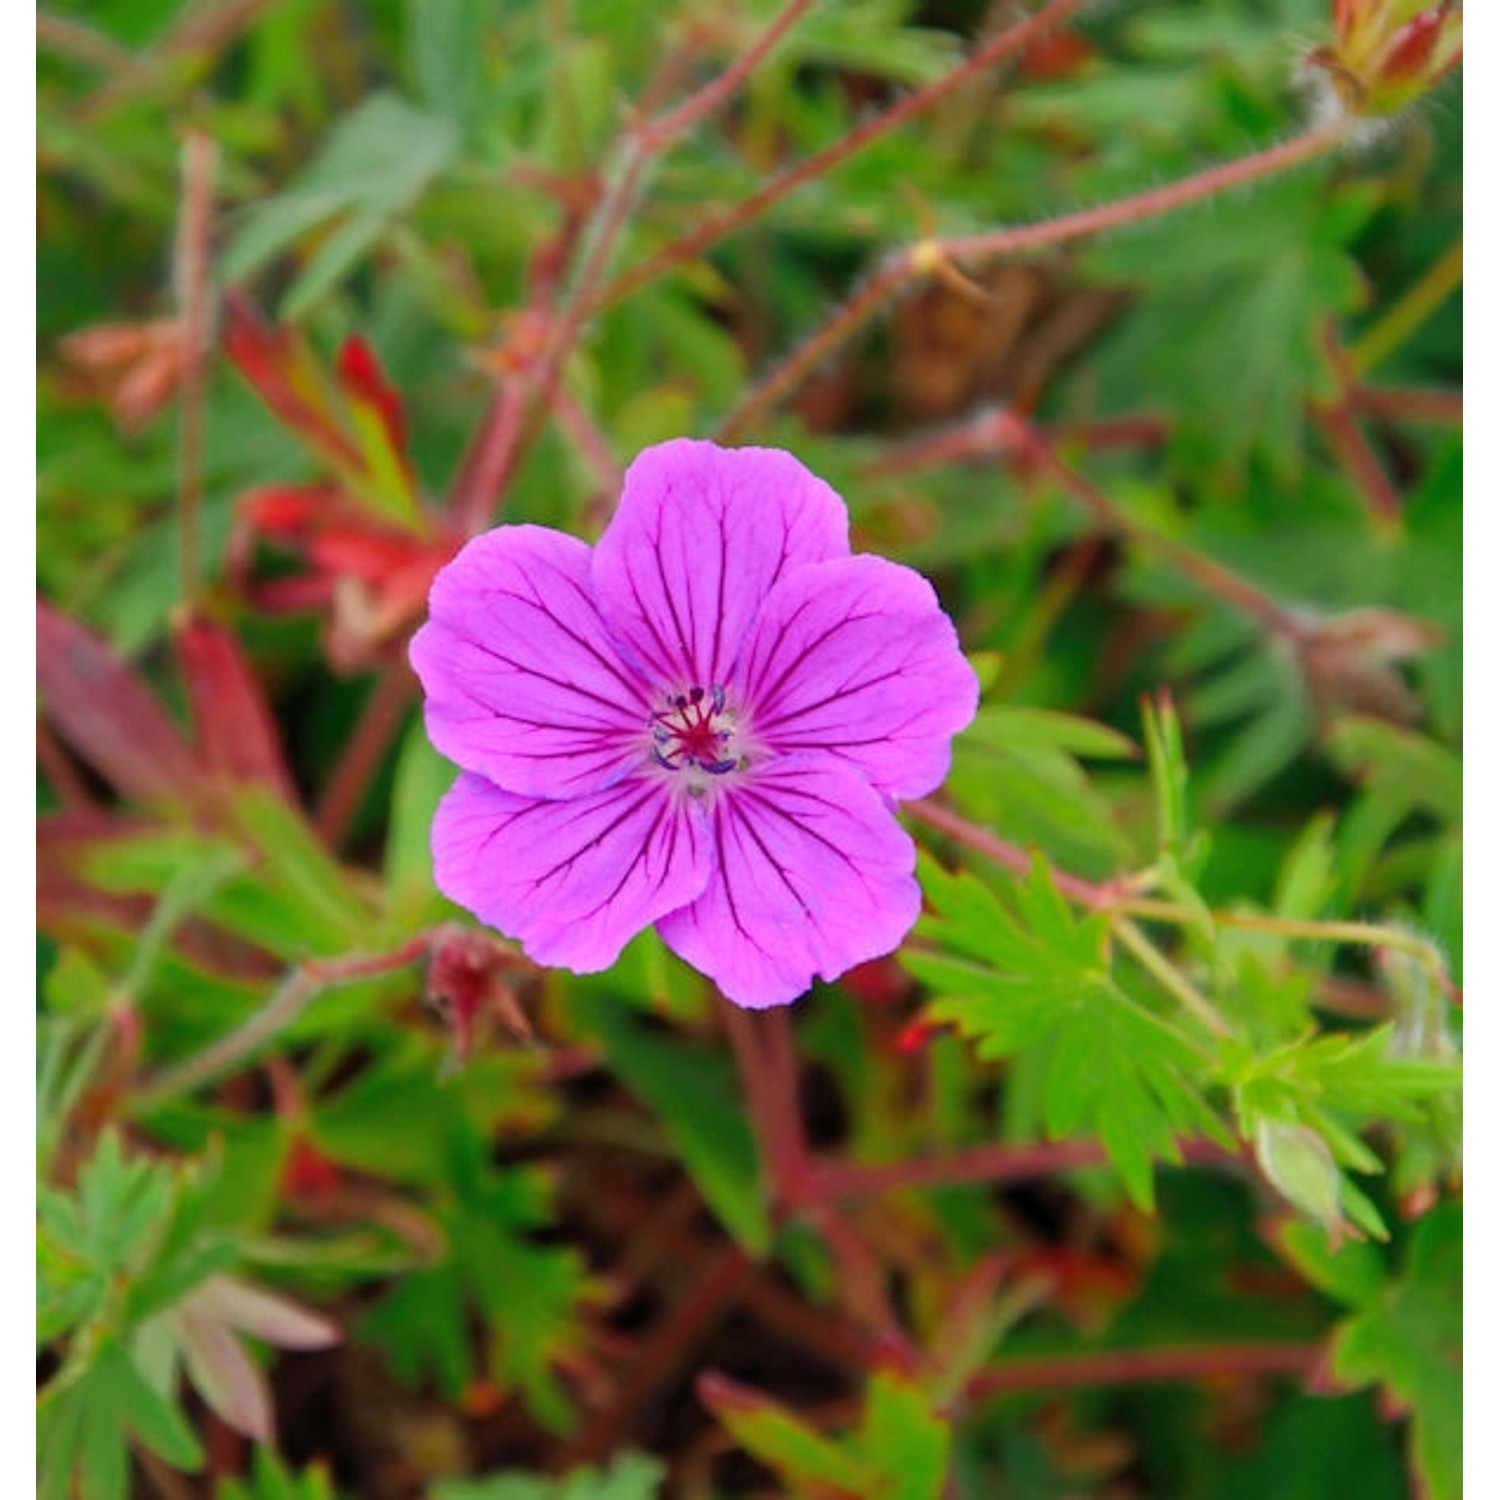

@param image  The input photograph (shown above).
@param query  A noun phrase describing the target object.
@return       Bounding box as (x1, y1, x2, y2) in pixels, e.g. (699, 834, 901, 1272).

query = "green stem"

(135, 936, 432, 1104)
(1348, 238, 1463, 376)
(1114, 917, 1233, 1040)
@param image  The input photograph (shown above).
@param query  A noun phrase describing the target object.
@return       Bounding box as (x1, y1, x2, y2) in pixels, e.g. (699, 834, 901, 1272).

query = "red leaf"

(337, 334, 407, 454)
(221, 293, 363, 472)
(37, 601, 205, 808)
(173, 615, 299, 802)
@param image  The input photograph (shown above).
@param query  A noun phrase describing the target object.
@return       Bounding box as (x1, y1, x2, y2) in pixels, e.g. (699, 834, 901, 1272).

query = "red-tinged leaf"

(280, 1137, 343, 1200)
(37, 600, 207, 809)
(177, 1302, 274, 1443)
(194, 1275, 340, 1351)
(221, 293, 363, 473)
(307, 526, 432, 583)
(376, 549, 456, 619)
(173, 615, 299, 803)
(38, 812, 156, 942)
(337, 334, 407, 454)
(238, 482, 345, 539)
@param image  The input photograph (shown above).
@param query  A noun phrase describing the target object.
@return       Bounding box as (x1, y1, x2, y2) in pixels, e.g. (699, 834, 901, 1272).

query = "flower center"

(651, 684, 739, 777)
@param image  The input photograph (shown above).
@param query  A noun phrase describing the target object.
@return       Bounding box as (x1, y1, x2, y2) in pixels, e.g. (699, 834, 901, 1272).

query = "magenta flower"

(410, 439, 977, 1009)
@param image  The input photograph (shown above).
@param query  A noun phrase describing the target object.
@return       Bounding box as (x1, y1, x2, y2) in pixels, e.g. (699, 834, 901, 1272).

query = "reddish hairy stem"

(555, 1241, 754, 1469)
(1315, 400, 1405, 527)
(905, 797, 1124, 909)
(451, 375, 528, 536)
(452, 0, 820, 530)
(641, 0, 820, 150)
(869, 408, 1170, 478)
(722, 122, 1345, 437)
(1019, 432, 1304, 638)
(940, 125, 1344, 265)
(738, 1275, 875, 1374)
(314, 659, 415, 847)
(598, 0, 1091, 314)
(1317, 331, 1403, 529)
(722, 998, 809, 1216)
(717, 256, 912, 442)
(1351, 385, 1464, 425)
(759, 1006, 809, 1202)
(174, 132, 216, 606)
(810, 1137, 1237, 1200)
(548, 0, 815, 377)
(721, 1000, 912, 1344)
(966, 1340, 1318, 1398)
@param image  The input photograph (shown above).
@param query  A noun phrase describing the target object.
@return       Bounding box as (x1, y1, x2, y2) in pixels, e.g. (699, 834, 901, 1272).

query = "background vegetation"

(38, 1, 1461, 1496)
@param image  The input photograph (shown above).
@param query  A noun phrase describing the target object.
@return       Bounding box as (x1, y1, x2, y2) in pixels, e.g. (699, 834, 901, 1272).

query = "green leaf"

(223, 92, 458, 313)
(859, 1373, 952, 1500)
(909, 857, 1221, 1208)
(948, 706, 1135, 874)
(385, 720, 456, 922)
(1085, 172, 1376, 477)
(706, 1377, 881, 1496)
(1275, 1218, 1387, 1308)
(431, 1452, 665, 1500)
(407, 0, 488, 129)
(1329, 1205, 1462, 1500)
(1325, 718, 1462, 829)
(40, 1340, 206, 1500)
(217, 1447, 338, 1500)
(704, 1369, 949, 1499)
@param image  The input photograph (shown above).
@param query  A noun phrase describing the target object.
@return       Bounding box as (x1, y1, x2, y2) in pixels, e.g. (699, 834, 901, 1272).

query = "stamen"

(649, 682, 738, 776)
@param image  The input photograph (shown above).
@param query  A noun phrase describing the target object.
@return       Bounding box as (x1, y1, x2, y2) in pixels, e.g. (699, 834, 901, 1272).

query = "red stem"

(641, 0, 819, 150)
(1317, 330, 1403, 528)
(1019, 431, 1304, 639)
(722, 998, 808, 1216)
(1315, 400, 1404, 527)
(1351, 385, 1463, 425)
(722, 122, 1345, 436)
(555, 1240, 754, 1468)
(941, 125, 1343, 265)
(596, 0, 1091, 314)
(314, 659, 415, 848)
(174, 131, 216, 606)
(810, 1137, 1238, 1200)
(905, 796, 1124, 909)
(452, 0, 821, 530)
(967, 1340, 1318, 1398)
(450, 375, 528, 536)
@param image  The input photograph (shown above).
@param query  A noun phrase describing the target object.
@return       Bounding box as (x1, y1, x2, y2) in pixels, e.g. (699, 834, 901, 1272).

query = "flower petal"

(657, 758, 920, 1008)
(592, 439, 850, 690)
(736, 554, 978, 801)
(411, 526, 650, 797)
(432, 772, 712, 973)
